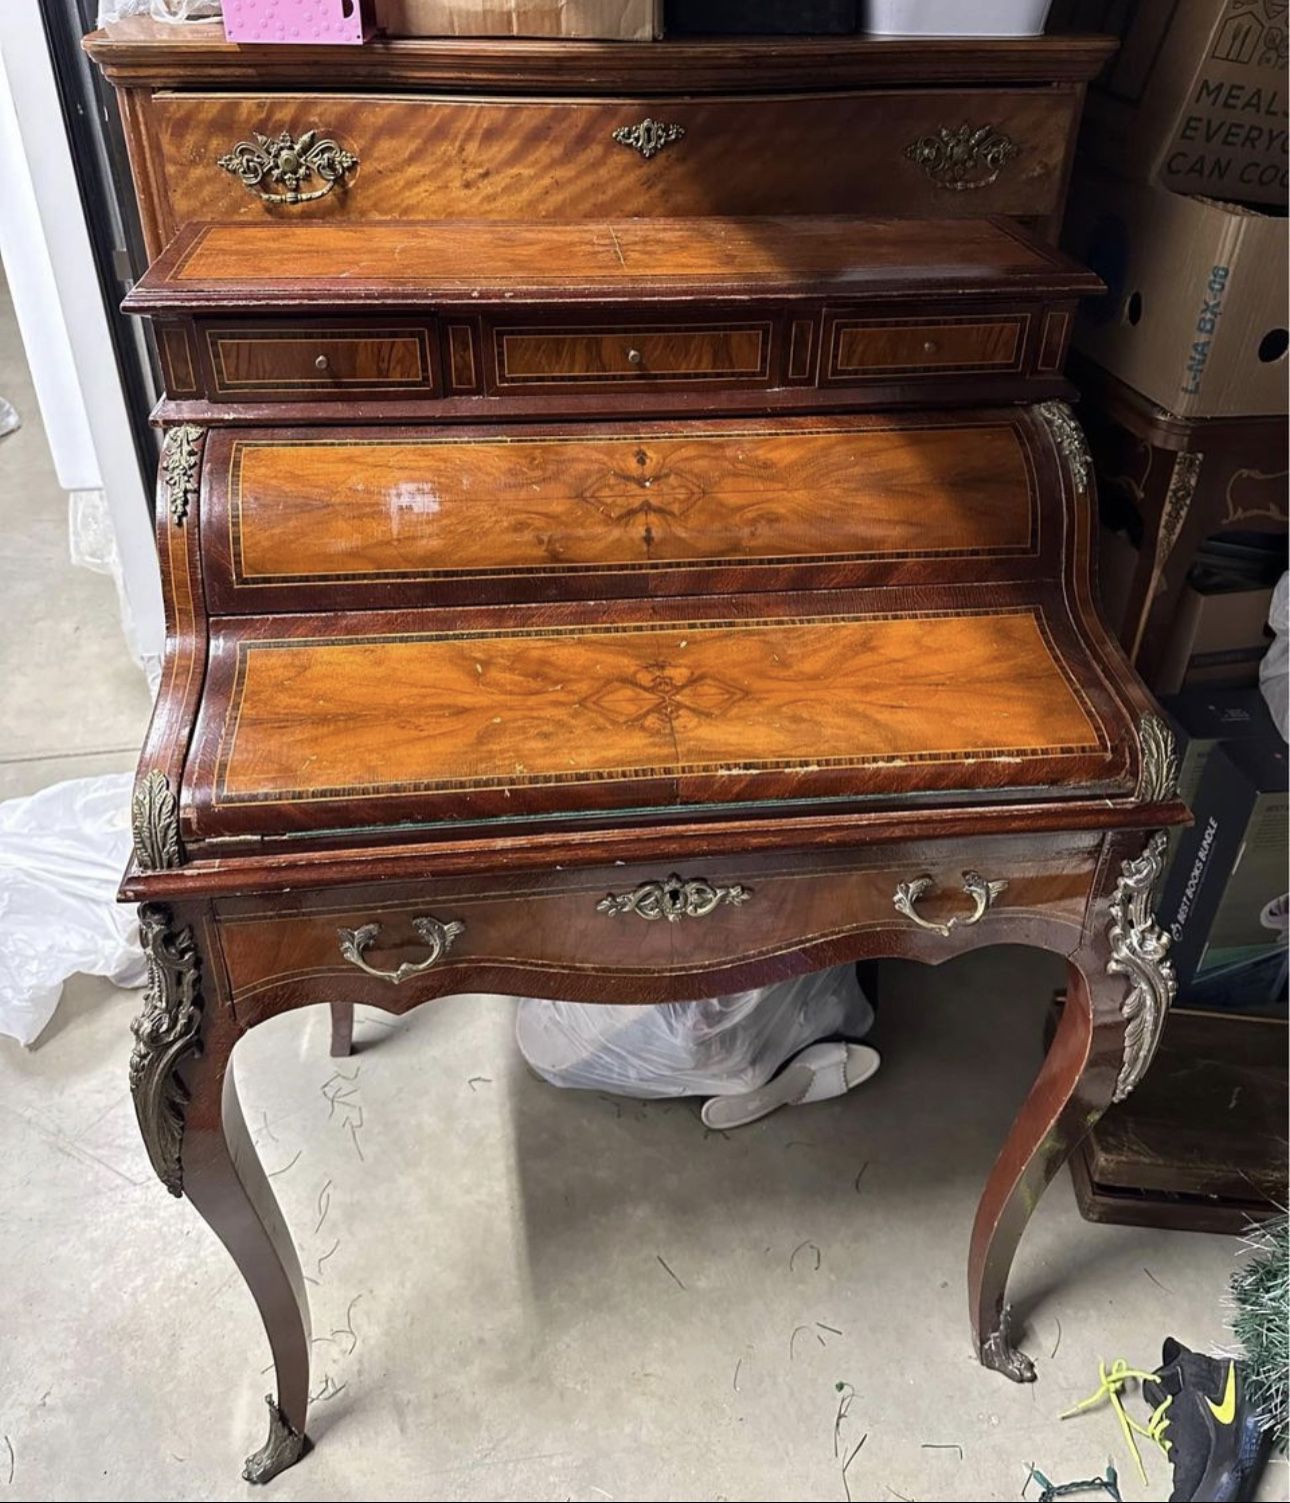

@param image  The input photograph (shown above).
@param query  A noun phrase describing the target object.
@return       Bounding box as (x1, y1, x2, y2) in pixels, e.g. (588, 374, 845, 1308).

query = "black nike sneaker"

(1142, 1338, 1268, 1502)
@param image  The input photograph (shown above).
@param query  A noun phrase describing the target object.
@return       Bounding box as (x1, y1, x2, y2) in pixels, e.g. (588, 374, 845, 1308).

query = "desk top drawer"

(135, 88, 1077, 253)
(201, 320, 437, 400)
(490, 320, 774, 390)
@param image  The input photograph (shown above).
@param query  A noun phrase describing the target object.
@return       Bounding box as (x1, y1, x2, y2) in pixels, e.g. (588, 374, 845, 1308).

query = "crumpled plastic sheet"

(516, 963, 874, 1099)
(97, 1, 221, 23)
(0, 773, 146, 1046)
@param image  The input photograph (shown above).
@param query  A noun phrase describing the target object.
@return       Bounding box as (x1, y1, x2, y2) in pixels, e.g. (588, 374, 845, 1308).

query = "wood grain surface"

(213, 837, 1101, 1007)
(85, 23, 1119, 92)
(205, 324, 433, 395)
(185, 601, 1121, 839)
(133, 215, 1095, 309)
(131, 91, 1077, 249)
(494, 325, 770, 383)
(216, 418, 1037, 601)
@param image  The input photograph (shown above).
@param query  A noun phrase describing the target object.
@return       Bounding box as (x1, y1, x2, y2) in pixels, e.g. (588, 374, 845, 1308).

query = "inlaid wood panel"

(139, 217, 1090, 306)
(207, 416, 1042, 612)
(186, 601, 1126, 840)
(140, 90, 1078, 246)
(825, 315, 1026, 379)
(492, 324, 772, 386)
(213, 839, 1102, 1006)
(202, 322, 435, 399)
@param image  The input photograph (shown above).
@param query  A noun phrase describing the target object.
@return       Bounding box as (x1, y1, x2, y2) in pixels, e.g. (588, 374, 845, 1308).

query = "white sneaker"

(699, 1040, 881, 1130)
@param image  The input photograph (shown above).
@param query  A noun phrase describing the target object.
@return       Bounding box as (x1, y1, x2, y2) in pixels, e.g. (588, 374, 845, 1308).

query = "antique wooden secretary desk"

(87, 20, 1185, 1485)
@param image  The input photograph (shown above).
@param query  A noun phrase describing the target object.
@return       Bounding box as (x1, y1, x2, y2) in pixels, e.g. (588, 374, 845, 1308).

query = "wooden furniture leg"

(329, 1001, 355, 1058)
(129, 906, 314, 1485)
(968, 958, 1121, 1379)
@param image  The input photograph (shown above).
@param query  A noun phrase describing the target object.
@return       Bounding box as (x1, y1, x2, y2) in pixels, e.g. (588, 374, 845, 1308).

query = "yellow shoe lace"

(1060, 1358, 1174, 1486)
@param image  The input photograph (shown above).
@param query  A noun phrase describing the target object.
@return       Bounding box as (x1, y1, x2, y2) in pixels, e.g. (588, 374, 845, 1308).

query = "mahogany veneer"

(127, 217, 1100, 417)
(85, 24, 1189, 1492)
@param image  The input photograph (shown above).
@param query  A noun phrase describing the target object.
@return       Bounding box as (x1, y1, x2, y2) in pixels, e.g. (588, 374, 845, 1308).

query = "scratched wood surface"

(183, 598, 1127, 840)
(133, 216, 1094, 308)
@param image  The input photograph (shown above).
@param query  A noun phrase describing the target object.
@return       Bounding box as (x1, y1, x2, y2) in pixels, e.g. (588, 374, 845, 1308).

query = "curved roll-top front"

(197, 408, 1063, 613)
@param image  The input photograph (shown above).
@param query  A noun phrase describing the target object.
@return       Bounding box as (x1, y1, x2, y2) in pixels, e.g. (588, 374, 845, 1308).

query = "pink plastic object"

(222, 0, 373, 45)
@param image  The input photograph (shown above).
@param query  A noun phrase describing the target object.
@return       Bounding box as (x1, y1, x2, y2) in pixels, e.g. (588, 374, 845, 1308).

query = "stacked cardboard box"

(1057, 1, 1286, 701)
(374, 1, 662, 38)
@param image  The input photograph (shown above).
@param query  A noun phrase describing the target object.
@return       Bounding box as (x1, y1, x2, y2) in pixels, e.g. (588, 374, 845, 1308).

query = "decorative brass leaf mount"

(132, 769, 182, 872)
(161, 423, 204, 526)
(597, 873, 752, 922)
(1106, 831, 1176, 1103)
(1136, 713, 1180, 804)
(1036, 399, 1092, 494)
(904, 123, 1020, 190)
(217, 129, 358, 204)
(612, 117, 686, 160)
(129, 904, 203, 1197)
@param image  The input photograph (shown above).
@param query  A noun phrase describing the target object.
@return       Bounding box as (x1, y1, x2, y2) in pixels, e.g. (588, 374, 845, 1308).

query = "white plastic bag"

(516, 964, 873, 1099)
(0, 774, 146, 1046)
(1259, 572, 1288, 743)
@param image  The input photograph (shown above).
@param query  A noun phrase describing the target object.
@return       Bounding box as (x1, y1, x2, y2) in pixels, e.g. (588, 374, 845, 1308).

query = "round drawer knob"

(922, 340, 938, 354)
(314, 354, 330, 371)
(626, 348, 643, 367)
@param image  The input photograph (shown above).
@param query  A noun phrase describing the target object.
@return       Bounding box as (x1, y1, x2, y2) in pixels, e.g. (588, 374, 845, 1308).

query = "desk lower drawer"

(214, 838, 1100, 1011)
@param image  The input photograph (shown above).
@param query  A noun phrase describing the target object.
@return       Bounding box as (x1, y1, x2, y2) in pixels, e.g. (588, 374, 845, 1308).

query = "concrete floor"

(0, 277, 1285, 1503)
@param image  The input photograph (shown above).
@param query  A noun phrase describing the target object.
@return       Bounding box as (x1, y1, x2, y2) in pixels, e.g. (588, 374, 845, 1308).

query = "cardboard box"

(1160, 684, 1279, 860)
(1156, 576, 1276, 693)
(667, 0, 856, 32)
(1052, 0, 1289, 206)
(375, 0, 661, 37)
(1065, 168, 1289, 418)
(1164, 685, 1281, 811)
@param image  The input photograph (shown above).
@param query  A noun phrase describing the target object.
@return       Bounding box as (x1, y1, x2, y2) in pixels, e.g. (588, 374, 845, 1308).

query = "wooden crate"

(1056, 1001, 1287, 1233)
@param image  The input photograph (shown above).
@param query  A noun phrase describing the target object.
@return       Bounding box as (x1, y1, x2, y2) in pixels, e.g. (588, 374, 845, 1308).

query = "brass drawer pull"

(626, 347, 643, 366)
(597, 873, 752, 923)
(893, 871, 1008, 937)
(314, 354, 330, 371)
(904, 123, 1020, 191)
(611, 117, 686, 160)
(337, 915, 464, 984)
(217, 129, 359, 205)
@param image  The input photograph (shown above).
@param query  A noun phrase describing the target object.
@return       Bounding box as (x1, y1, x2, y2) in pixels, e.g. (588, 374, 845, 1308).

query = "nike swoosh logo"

(1207, 1362, 1237, 1425)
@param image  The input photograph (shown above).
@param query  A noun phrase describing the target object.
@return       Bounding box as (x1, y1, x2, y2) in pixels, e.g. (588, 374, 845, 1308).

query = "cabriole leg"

(130, 905, 313, 1484)
(967, 961, 1118, 1381)
(329, 1000, 355, 1058)
(967, 831, 1175, 1381)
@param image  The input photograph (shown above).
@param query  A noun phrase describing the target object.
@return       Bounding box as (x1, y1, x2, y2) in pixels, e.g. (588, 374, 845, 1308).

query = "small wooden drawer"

(213, 837, 1101, 1013)
(489, 320, 775, 389)
(199, 320, 437, 401)
(823, 312, 1028, 382)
